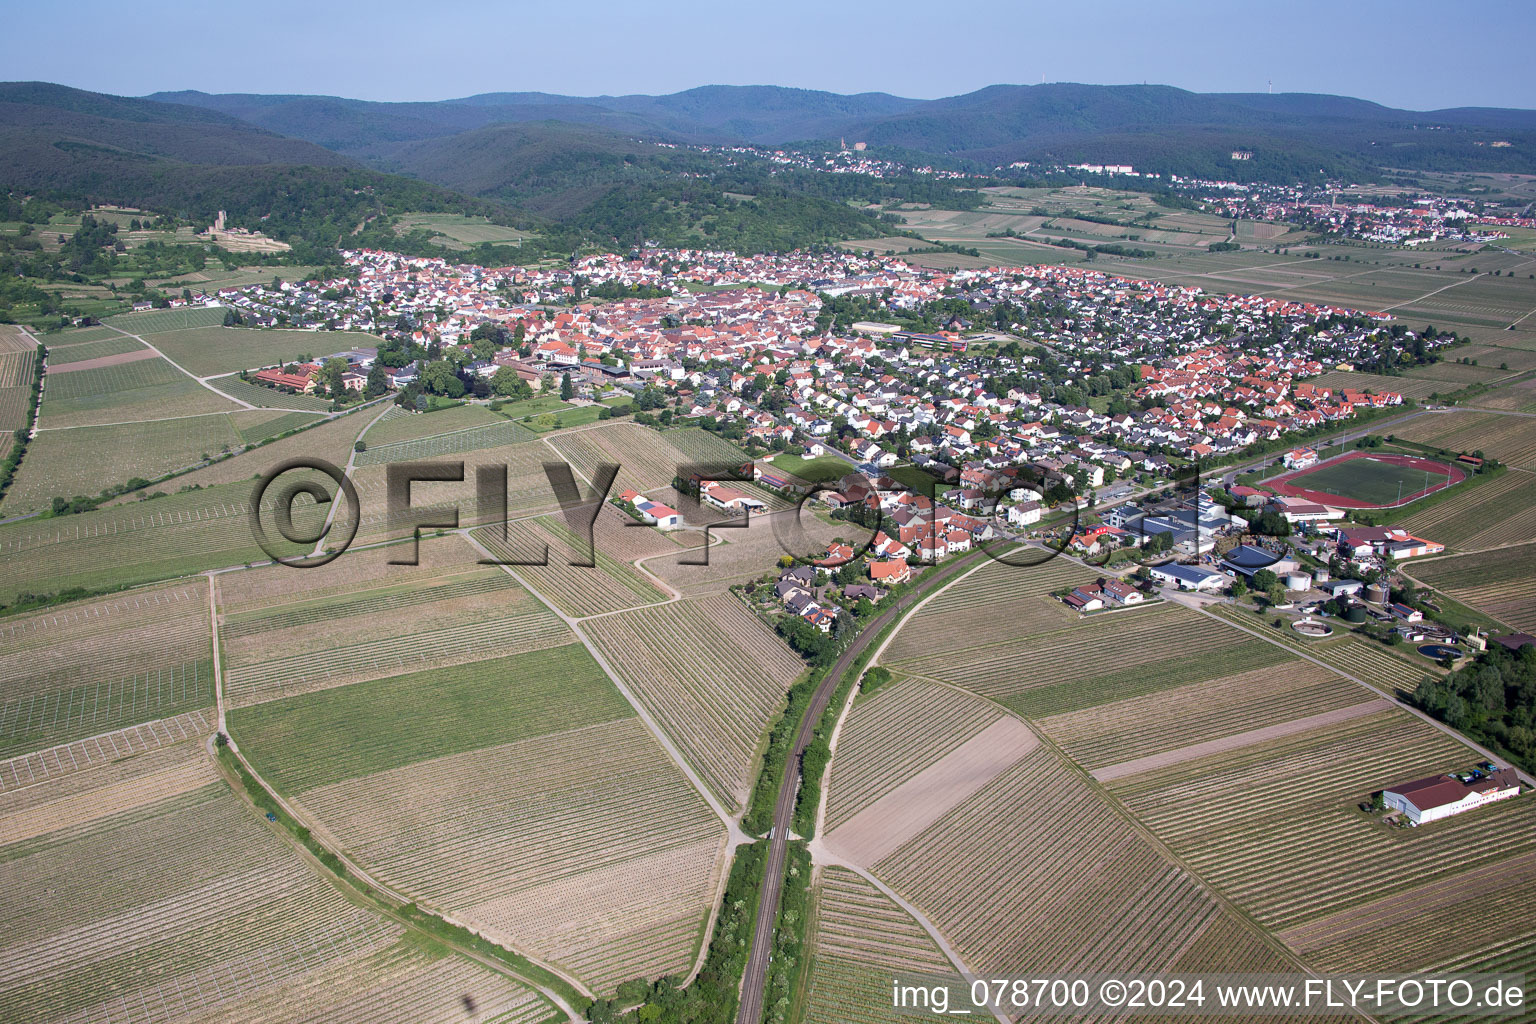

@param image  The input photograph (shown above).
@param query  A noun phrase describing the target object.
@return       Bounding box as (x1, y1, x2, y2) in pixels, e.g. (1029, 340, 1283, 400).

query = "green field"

(103, 305, 229, 334)
(45, 336, 145, 364)
(205, 373, 336, 410)
(1285, 455, 1454, 506)
(760, 453, 853, 483)
(4, 414, 254, 510)
(228, 645, 630, 792)
(0, 478, 322, 602)
(38, 357, 241, 427)
(148, 326, 381, 376)
(395, 212, 532, 249)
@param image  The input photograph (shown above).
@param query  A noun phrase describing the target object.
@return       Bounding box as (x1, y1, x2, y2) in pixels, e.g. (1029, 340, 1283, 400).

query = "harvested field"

(1395, 469, 1536, 551)
(825, 715, 1037, 867)
(825, 677, 1005, 832)
(1410, 544, 1536, 630)
(873, 745, 1232, 980)
(801, 868, 952, 1024)
(473, 515, 666, 618)
(0, 732, 551, 1024)
(293, 717, 725, 994)
(149, 326, 380, 376)
(589, 593, 803, 809)
(1107, 707, 1532, 931)
(1036, 660, 1369, 773)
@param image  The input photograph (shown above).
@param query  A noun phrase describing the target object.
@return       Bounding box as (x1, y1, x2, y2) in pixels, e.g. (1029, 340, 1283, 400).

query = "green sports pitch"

(1276, 452, 1460, 508)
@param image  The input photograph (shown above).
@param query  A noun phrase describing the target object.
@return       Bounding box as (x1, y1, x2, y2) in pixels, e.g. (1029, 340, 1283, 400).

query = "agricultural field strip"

(825, 677, 1005, 832)
(587, 593, 802, 807)
(220, 571, 523, 640)
(0, 603, 209, 687)
(223, 610, 574, 708)
(800, 869, 956, 1024)
(1035, 661, 1369, 771)
(1107, 709, 1533, 930)
(354, 419, 538, 465)
(1409, 545, 1536, 629)
(872, 746, 1225, 980)
(886, 602, 1220, 696)
(0, 349, 40, 385)
(1393, 410, 1536, 469)
(1090, 699, 1394, 784)
(0, 709, 212, 794)
(473, 517, 667, 618)
(810, 868, 951, 973)
(824, 716, 1038, 868)
(1396, 469, 1536, 551)
(1277, 849, 1536, 959)
(0, 660, 210, 749)
(292, 716, 725, 989)
(0, 784, 475, 1024)
(0, 582, 204, 646)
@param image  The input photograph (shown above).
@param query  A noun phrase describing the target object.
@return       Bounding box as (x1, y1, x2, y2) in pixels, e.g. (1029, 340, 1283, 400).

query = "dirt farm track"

(1267, 451, 1466, 509)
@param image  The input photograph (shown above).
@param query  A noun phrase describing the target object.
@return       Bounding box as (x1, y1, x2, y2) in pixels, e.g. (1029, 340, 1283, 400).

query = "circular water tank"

(1313, 566, 1330, 583)
(1364, 583, 1389, 604)
(1282, 571, 1312, 591)
(1344, 604, 1368, 623)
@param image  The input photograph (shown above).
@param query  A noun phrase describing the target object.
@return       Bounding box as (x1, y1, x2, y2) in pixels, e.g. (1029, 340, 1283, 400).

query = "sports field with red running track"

(1267, 451, 1465, 509)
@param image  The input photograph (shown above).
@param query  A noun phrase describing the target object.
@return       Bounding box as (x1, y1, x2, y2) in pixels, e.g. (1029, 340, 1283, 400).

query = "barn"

(1383, 768, 1521, 825)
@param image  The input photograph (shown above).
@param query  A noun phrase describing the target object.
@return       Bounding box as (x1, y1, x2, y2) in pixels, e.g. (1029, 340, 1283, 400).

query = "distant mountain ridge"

(146, 81, 1536, 183)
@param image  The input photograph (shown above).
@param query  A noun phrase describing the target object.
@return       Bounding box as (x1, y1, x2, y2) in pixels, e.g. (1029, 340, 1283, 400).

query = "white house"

(1007, 500, 1042, 527)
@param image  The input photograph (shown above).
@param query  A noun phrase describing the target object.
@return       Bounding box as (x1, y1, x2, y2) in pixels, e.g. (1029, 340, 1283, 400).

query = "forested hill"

(155, 81, 1536, 180)
(0, 83, 513, 262)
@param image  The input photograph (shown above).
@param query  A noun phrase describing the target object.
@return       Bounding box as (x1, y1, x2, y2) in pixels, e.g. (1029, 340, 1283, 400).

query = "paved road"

(734, 546, 990, 1024)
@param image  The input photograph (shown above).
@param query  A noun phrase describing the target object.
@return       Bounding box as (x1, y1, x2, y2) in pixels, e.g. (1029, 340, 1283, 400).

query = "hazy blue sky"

(9, 0, 1534, 109)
